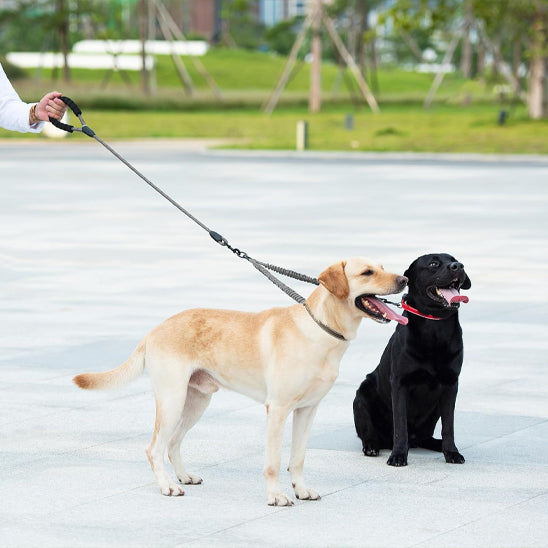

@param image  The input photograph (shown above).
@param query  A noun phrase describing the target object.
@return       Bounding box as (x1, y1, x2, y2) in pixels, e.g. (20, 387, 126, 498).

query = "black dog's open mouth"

(427, 279, 470, 308)
(356, 296, 408, 325)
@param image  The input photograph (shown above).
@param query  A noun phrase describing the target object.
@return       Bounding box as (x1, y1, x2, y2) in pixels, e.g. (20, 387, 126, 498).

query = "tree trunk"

(528, 5, 547, 119)
(309, 0, 322, 112)
(528, 55, 546, 119)
(139, 0, 150, 95)
(369, 35, 379, 94)
(58, 0, 70, 83)
(492, 34, 502, 80)
(512, 40, 522, 82)
(460, 0, 472, 78)
(477, 40, 486, 81)
(357, 0, 369, 80)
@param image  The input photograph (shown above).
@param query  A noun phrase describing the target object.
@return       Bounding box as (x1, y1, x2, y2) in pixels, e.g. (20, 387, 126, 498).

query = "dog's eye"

(429, 261, 439, 268)
(361, 269, 374, 276)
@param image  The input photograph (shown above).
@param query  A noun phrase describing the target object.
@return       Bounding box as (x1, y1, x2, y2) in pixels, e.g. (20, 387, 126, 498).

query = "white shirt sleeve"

(0, 63, 44, 133)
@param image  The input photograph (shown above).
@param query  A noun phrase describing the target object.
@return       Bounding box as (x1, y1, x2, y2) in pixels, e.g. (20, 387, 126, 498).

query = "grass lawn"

(2, 49, 546, 154)
(2, 104, 546, 154)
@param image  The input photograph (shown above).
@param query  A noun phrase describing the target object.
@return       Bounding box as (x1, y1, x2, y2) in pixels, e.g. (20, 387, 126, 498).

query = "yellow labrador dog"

(74, 257, 407, 506)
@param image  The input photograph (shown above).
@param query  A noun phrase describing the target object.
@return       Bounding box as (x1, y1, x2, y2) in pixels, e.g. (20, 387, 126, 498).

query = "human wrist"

(29, 103, 40, 125)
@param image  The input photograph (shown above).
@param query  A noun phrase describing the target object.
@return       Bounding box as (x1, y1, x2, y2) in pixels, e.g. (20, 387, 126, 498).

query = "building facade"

(258, 0, 307, 26)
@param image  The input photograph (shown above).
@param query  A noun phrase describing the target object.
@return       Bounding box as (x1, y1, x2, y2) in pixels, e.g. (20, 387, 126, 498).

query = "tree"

(220, 0, 264, 50)
(460, 0, 473, 78)
(326, 0, 384, 94)
(526, 1, 548, 119)
(381, 0, 462, 64)
(264, 17, 301, 56)
(0, 0, 113, 84)
(474, 0, 548, 119)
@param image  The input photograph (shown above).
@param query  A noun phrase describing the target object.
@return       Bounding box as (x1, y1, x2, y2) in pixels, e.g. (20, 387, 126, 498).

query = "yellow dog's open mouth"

(356, 296, 408, 325)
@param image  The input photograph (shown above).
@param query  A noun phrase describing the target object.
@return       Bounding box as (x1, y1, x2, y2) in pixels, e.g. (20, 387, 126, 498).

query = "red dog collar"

(401, 298, 442, 321)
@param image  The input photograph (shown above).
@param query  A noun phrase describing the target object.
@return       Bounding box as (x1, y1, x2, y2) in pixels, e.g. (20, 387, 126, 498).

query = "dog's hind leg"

(353, 396, 380, 456)
(168, 385, 213, 485)
(288, 404, 321, 502)
(419, 437, 443, 452)
(147, 383, 190, 497)
(415, 407, 442, 451)
(353, 378, 389, 457)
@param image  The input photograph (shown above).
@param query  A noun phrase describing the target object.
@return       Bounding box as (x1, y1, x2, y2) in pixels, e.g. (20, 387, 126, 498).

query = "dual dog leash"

(49, 97, 319, 306)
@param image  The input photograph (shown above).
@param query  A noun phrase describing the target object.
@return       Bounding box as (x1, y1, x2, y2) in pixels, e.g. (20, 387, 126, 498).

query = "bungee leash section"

(49, 96, 319, 306)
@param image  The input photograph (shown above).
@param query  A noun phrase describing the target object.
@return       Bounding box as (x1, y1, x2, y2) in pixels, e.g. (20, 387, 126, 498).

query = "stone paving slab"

(1, 142, 547, 548)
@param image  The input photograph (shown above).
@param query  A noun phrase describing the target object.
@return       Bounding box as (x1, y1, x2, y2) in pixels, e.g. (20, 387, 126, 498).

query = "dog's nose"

(396, 276, 408, 288)
(449, 262, 464, 272)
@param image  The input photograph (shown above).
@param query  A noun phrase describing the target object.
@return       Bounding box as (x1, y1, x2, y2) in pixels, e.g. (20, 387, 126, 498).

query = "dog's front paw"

(387, 452, 408, 467)
(160, 483, 185, 496)
(267, 492, 295, 507)
(177, 472, 203, 485)
(362, 443, 379, 457)
(294, 487, 321, 501)
(444, 451, 465, 464)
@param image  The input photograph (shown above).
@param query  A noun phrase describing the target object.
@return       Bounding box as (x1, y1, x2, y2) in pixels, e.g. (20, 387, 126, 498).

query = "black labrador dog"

(353, 253, 471, 466)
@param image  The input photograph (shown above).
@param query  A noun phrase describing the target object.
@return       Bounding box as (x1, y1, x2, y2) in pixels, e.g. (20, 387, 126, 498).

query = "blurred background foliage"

(0, 0, 546, 150)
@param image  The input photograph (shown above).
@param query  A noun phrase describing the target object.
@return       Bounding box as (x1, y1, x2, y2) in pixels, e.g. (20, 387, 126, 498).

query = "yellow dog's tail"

(73, 339, 146, 390)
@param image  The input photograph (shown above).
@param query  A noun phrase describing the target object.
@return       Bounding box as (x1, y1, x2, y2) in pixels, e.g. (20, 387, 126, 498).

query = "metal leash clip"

(378, 295, 405, 308)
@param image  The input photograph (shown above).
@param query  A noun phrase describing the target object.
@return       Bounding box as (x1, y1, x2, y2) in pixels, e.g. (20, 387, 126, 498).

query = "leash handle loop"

(48, 96, 95, 137)
(59, 95, 82, 116)
(49, 116, 74, 133)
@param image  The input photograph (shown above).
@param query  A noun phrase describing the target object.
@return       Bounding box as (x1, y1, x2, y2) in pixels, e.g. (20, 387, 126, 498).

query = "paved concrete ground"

(1, 141, 547, 548)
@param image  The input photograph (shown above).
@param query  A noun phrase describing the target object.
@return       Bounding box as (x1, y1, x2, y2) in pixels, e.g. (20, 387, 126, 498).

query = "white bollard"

(296, 120, 308, 151)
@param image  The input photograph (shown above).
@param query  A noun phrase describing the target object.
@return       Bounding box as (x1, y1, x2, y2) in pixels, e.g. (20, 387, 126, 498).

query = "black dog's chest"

(400, 329, 463, 389)
(401, 364, 459, 389)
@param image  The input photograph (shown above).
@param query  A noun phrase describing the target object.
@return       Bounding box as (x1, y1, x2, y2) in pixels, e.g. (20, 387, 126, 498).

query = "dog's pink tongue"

(369, 297, 408, 325)
(439, 288, 469, 305)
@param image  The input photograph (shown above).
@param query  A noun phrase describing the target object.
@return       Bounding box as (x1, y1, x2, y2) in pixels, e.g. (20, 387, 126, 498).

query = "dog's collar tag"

(303, 303, 347, 341)
(401, 298, 443, 321)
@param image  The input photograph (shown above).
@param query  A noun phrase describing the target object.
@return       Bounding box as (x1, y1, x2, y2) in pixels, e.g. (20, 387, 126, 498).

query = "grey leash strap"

(249, 259, 308, 304)
(252, 260, 320, 287)
(49, 96, 318, 304)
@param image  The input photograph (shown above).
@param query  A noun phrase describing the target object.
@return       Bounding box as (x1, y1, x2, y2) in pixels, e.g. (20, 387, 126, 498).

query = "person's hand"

(35, 91, 67, 121)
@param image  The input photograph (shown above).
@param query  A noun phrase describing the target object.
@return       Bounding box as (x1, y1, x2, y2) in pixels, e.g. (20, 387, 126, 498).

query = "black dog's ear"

(403, 265, 413, 280)
(462, 274, 471, 290)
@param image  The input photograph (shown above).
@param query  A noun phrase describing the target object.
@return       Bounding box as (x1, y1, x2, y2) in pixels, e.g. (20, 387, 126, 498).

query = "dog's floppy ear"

(403, 263, 415, 281)
(462, 274, 471, 290)
(318, 261, 349, 300)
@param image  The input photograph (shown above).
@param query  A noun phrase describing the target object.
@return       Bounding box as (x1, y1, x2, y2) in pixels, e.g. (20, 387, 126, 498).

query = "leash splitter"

(50, 97, 326, 313)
